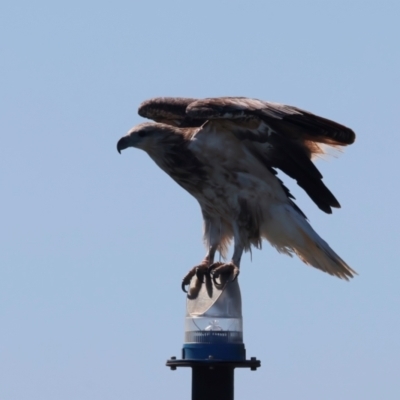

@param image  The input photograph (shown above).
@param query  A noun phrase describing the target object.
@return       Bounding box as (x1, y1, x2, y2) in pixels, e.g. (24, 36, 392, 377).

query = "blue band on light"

(182, 343, 246, 361)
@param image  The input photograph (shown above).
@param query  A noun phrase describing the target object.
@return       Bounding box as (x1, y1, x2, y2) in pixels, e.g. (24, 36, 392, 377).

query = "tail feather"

(295, 227, 356, 279)
(262, 204, 356, 279)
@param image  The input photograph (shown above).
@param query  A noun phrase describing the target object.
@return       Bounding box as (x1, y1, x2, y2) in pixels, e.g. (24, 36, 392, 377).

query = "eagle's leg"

(209, 226, 243, 285)
(181, 244, 218, 293)
(209, 245, 242, 283)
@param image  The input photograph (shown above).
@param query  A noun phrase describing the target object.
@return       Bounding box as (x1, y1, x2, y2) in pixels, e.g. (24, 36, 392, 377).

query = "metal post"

(192, 365, 234, 400)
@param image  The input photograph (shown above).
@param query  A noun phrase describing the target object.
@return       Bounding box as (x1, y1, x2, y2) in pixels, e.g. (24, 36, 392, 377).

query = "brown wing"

(138, 97, 207, 128)
(187, 97, 356, 214)
(186, 97, 355, 145)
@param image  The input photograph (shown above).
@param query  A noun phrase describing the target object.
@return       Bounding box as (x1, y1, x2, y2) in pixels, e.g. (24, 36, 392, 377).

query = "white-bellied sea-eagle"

(117, 97, 356, 294)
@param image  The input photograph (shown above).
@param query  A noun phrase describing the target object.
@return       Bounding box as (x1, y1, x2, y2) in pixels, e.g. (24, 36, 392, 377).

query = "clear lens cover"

(184, 278, 243, 344)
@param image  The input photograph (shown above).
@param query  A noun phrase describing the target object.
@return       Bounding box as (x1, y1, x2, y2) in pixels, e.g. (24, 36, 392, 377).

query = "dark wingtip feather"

(287, 108, 356, 145)
(296, 177, 341, 214)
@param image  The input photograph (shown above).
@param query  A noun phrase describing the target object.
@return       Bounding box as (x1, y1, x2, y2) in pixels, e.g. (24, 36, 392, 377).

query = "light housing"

(183, 277, 245, 361)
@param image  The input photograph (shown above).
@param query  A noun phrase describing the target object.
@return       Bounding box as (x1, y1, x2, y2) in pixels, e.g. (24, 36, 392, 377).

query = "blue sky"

(1, 1, 399, 399)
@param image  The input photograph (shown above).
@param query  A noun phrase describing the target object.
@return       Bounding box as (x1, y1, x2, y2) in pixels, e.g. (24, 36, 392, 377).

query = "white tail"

(262, 204, 356, 280)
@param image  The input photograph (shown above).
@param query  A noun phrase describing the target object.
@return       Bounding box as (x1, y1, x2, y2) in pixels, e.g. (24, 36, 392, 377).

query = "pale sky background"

(1, 1, 399, 399)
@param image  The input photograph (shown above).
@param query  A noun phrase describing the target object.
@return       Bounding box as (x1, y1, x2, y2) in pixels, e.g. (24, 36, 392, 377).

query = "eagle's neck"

(147, 131, 207, 193)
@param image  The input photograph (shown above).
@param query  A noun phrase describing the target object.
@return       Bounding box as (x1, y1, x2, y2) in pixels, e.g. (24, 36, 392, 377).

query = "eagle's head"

(117, 122, 176, 154)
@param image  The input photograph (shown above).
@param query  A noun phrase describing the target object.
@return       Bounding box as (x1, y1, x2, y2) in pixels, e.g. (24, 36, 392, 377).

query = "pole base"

(166, 356, 260, 371)
(166, 357, 260, 400)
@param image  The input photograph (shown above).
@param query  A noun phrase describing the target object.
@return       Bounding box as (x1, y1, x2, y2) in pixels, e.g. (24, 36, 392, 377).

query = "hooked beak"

(117, 137, 130, 154)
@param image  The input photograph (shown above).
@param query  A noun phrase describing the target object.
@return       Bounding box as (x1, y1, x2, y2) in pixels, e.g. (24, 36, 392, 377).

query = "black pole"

(166, 358, 260, 400)
(192, 366, 234, 400)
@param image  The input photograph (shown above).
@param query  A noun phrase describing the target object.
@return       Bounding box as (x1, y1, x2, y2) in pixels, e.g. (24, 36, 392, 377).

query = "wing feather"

(138, 97, 206, 127)
(187, 97, 355, 213)
(186, 97, 356, 145)
(137, 96, 355, 214)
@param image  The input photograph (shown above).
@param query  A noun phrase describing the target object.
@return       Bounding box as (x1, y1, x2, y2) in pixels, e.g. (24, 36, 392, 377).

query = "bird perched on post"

(117, 97, 356, 294)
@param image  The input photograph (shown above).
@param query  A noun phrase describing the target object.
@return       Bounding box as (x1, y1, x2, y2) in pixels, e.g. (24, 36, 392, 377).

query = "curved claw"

(210, 262, 239, 288)
(181, 266, 200, 293)
(212, 273, 224, 289)
(208, 262, 224, 275)
(195, 268, 205, 283)
(181, 280, 189, 293)
(231, 269, 240, 282)
(212, 272, 219, 285)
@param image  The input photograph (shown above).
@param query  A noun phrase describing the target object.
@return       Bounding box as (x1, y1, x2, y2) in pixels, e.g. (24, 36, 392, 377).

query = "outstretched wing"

(138, 97, 207, 128)
(186, 97, 356, 214)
